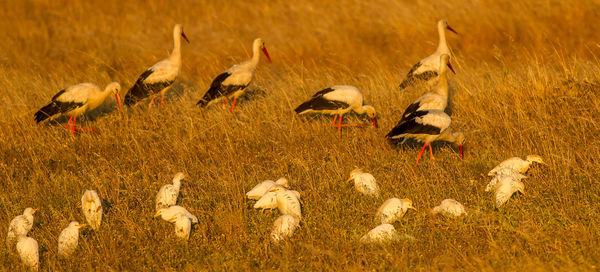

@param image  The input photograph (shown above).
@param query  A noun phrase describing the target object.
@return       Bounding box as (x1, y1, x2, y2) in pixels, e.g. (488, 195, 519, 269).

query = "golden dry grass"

(1, 0, 600, 270)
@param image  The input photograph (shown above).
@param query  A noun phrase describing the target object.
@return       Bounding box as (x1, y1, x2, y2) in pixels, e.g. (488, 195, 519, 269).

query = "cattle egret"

(432, 199, 467, 217)
(125, 24, 189, 109)
(485, 167, 528, 192)
(197, 38, 271, 111)
(488, 155, 546, 176)
(16, 235, 39, 270)
(346, 168, 379, 196)
(81, 190, 103, 230)
(246, 177, 289, 200)
(360, 224, 411, 243)
(491, 176, 525, 208)
(270, 214, 300, 243)
(57, 221, 86, 258)
(156, 172, 185, 211)
(270, 186, 302, 219)
(168, 214, 192, 240)
(295, 85, 378, 138)
(375, 198, 416, 224)
(6, 208, 37, 249)
(154, 205, 198, 224)
(399, 19, 457, 89)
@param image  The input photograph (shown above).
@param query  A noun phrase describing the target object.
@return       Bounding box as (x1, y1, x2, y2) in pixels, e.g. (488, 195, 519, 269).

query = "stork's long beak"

(181, 32, 190, 43)
(115, 93, 123, 113)
(447, 62, 456, 74)
(447, 25, 458, 35)
(459, 145, 464, 159)
(262, 47, 272, 63)
(370, 117, 378, 129)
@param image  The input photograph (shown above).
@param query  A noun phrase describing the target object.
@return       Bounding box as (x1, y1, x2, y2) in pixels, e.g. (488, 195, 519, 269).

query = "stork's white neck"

(436, 22, 449, 54)
(354, 105, 371, 115)
(434, 59, 449, 97)
(250, 41, 261, 67)
(169, 28, 182, 64)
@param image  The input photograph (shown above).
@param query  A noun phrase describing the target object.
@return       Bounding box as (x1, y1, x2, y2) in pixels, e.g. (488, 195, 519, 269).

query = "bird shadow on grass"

(387, 137, 461, 153)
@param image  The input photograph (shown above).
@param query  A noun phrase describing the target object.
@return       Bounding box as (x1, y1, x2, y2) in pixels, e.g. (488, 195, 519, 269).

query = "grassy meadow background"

(1, 0, 600, 270)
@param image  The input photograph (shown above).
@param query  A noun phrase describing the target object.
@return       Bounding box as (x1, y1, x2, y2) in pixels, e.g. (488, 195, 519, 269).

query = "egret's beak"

(77, 224, 87, 228)
(539, 161, 548, 166)
(447, 25, 458, 35)
(115, 93, 123, 113)
(346, 177, 353, 183)
(409, 206, 418, 211)
(447, 62, 456, 74)
(268, 188, 276, 192)
(262, 47, 272, 63)
(32, 208, 38, 213)
(181, 32, 190, 43)
(370, 117, 378, 129)
(459, 145, 464, 160)
(168, 217, 177, 223)
(153, 211, 162, 218)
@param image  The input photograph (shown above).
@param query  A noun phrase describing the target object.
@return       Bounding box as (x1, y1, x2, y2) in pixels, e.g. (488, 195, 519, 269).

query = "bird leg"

(331, 114, 338, 127)
(221, 97, 229, 110)
(230, 97, 237, 113)
(65, 116, 73, 130)
(148, 95, 156, 110)
(337, 114, 343, 138)
(159, 93, 165, 108)
(69, 116, 99, 136)
(415, 143, 428, 166)
(428, 143, 435, 160)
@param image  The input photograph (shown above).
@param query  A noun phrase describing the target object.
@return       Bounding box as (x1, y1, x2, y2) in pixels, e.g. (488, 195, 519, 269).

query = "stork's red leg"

(65, 116, 73, 130)
(159, 93, 165, 108)
(337, 114, 343, 138)
(72, 116, 77, 136)
(148, 95, 156, 110)
(230, 97, 237, 112)
(332, 114, 338, 127)
(415, 143, 428, 166)
(428, 143, 435, 160)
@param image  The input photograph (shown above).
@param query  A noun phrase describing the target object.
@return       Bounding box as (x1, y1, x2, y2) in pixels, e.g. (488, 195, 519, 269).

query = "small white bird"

(81, 190, 103, 230)
(294, 85, 378, 138)
(246, 177, 289, 200)
(156, 172, 185, 211)
(16, 235, 39, 271)
(360, 224, 412, 243)
(431, 199, 467, 217)
(346, 168, 379, 196)
(485, 167, 528, 192)
(375, 198, 416, 224)
(270, 214, 300, 243)
(253, 191, 279, 210)
(33, 82, 122, 136)
(399, 19, 457, 89)
(6, 208, 37, 249)
(488, 155, 546, 176)
(57, 221, 86, 258)
(168, 214, 192, 240)
(493, 176, 525, 208)
(154, 205, 198, 224)
(270, 186, 302, 219)
(197, 38, 272, 111)
(125, 24, 189, 109)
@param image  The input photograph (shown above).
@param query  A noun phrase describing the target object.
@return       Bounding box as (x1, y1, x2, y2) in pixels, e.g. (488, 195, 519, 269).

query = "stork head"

(105, 82, 123, 113)
(174, 24, 190, 43)
(440, 54, 455, 74)
(452, 132, 465, 159)
(439, 19, 458, 35)
(526, 155, 546, 166)
(254, 38, 272, 63)
(362, 105, 378, 129)
(401, 198, 417, 211)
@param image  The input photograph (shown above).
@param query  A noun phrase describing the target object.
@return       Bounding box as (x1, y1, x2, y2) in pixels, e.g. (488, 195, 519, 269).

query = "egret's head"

(526, 155, 546, 165)
(402, 198, 417, 211)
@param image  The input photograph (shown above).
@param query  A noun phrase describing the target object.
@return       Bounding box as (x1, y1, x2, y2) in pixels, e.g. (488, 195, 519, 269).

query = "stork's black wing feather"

(124, 69, 173, 106)
(386, 111, 440, 138)
(197, 72, 246, 106)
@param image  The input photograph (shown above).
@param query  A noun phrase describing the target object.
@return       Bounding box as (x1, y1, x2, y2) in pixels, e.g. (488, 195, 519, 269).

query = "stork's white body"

(270, 214, 300, 243)
(295, 85, 372, 116)
(375, 198, 414, 224)
(6, 208, 36, 249)
(156, 172, 184, 210)
(16, 235, 39, 271)
(432, 199, 467, 217)
(81, 190, 103, 230)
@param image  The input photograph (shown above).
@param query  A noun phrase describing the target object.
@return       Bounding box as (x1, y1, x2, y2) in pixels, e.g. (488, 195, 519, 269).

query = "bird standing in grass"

(125, 24, 189, 109)
(375, 198, 416, 224)
(81, 190, 103, 230)
(33, 82, 122, 136)
(488, 155, 546, 176)
(155, 172, 185, 211)
(294, 85, 378, 138)
(431, 199, 467, 217)
(399, 19, 457, 89)
(57, 221, 86, 258)
(6, 208, 37, 249)
(196, 38, 272, 111)
(270, 214, 300, 243)
(346, 168, 379, 196)
(16, 235, 39, 271)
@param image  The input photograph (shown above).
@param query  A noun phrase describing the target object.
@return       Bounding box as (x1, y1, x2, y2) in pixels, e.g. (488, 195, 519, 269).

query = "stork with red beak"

(33, 82, 122, 136)
(196, 38, 272, 111)
(294, 85, 378, 138)
(399, 19, 457, 89)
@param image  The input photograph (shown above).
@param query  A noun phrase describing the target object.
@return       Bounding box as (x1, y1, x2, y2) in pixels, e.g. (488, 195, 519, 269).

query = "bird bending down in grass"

(270, 214, 300, 243)
(246, 177, 289, 200)
(6, 208, 37, 249)
(155, 172, 185, 211)
(57, 221, 86, 258)
(360, 224, 413, 243)
(154, 205, 198, 224)
(124, 24, 189, 109)
(485, 167, 527, 192)
(399, 19, 457, 89)
(294, 85, 378, 138)
(375, 198, 416, 224)
(16, 235, 39, 270)
(33, 82, 122, 136)
(346, 168, 379, 196)
(196, 38, 272, 111)
(488, 155, 546, 176)
(491, 176, 525, 208)
(270, 186, 302, 219)
(81, 190, 103, 230)
(431, 199, 467, 217)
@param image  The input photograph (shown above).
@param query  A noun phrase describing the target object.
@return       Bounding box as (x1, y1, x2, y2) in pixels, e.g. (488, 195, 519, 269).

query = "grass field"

(1, 0, 600, 270)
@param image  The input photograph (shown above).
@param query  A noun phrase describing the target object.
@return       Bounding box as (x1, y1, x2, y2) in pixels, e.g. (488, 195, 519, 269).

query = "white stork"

(196, 38, 272, 111)
(124, 24, 189, 109)
(33, 82, 122, 136)
(386, 109, 464, 166)
(399, 19, 457, 89)
(294, 85, 378, 138)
